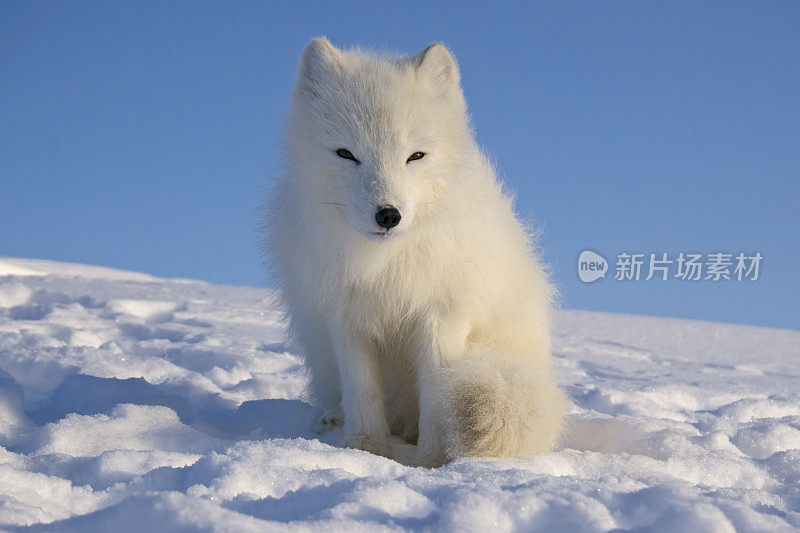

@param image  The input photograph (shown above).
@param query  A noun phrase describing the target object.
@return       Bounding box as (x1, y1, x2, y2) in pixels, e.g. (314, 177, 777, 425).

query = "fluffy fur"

(263, 37, 566, 466)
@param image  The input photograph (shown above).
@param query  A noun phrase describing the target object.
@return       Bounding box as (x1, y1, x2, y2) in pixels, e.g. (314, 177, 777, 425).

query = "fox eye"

(407, 151, 425, 163)
(336, 148, 360, 164)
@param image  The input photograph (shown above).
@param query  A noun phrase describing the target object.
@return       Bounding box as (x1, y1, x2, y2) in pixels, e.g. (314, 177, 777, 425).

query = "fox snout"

(375, 206, 401, 230)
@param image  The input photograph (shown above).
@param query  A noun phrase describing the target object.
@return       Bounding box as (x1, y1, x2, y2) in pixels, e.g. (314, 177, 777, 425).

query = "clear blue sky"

(2, 2, 798, 330)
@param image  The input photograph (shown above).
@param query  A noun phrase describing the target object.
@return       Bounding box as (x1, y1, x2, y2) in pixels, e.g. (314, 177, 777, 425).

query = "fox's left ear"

(415, 43, 460, 95)
(300, 37, 342, 81)
(296, 37, 343, 99)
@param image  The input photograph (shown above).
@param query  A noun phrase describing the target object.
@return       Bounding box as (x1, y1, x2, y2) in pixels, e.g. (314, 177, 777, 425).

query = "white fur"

(263, 38, 566, 466)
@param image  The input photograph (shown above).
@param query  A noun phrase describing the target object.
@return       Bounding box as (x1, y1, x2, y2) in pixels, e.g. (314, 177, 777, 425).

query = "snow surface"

(0, 255, 798, 531)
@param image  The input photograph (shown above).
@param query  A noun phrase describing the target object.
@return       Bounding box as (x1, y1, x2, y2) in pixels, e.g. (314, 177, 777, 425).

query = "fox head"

(287, 38, 472, 241)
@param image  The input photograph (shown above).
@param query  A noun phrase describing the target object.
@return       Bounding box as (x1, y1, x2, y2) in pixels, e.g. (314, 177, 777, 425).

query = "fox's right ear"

(297, 37, 342, 94)
(415, 43, 460, 96)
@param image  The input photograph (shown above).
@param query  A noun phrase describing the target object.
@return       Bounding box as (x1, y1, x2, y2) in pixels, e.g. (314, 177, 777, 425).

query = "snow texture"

(0, 256, 798, 531)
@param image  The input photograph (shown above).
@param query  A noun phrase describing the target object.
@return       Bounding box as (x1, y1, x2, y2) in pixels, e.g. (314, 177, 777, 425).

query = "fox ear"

(298, 37, 342, 92)
(415, 43, 460, 95)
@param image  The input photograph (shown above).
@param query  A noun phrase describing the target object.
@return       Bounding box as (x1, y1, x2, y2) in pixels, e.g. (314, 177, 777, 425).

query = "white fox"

(263, 37, 566, 466)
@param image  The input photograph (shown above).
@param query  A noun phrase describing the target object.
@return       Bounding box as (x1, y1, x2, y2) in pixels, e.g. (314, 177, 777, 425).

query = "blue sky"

(2, 2, 798, 330)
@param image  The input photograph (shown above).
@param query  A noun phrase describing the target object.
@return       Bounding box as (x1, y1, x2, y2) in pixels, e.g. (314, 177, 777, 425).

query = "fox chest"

(341, 279, 425, 347)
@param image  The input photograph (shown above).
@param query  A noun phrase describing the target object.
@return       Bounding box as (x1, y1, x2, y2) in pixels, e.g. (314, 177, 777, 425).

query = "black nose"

(375, 206, 401, 230)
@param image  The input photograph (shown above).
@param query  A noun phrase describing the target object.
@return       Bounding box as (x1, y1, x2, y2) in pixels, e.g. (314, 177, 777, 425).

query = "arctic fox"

(264, 37, 566, 466)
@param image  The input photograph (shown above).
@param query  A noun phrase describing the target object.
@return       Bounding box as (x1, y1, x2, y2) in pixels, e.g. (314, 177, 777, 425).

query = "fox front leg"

(329, 324, 393, 459)
(413, 313, 469, 467)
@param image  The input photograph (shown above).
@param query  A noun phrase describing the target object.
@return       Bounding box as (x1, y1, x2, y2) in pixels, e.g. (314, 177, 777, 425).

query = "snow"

(0, 256, 798, 531)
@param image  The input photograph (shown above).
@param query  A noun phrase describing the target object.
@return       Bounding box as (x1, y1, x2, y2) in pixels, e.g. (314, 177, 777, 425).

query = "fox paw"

(344, 433, 394, 459)
(413, 446, 448, 468)
(313, 406, 344, 434)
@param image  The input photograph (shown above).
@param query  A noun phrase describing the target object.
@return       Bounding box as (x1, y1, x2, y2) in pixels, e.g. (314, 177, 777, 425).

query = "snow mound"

(0, 259, 45, 277)
(0, 257, 798, 531)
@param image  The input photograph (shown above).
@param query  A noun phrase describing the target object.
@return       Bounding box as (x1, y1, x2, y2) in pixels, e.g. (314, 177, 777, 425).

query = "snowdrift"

(0, 256, 798, 531)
